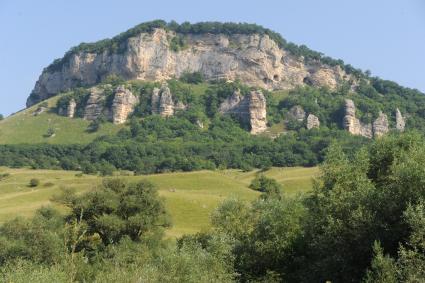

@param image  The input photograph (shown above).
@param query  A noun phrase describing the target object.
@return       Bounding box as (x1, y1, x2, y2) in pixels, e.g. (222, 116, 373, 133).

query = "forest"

(0, 133, 424, 282)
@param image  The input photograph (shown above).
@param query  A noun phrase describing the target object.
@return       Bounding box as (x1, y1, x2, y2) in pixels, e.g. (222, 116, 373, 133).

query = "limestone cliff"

(111, 86, 139, 124)
(219, 90, 267, 134)
(28, 28, 354, 107)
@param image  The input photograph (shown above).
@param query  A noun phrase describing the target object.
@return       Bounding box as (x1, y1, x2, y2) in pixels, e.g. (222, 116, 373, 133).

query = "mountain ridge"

(27, 20, 365, 107)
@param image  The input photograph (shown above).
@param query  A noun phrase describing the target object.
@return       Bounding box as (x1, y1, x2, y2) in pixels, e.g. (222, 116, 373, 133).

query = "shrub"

(29, 178, 40, 187)
(180, 71, 204, 84)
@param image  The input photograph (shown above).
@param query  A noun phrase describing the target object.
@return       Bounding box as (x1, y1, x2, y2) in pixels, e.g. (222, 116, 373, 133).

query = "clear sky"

(0, 0, 424, 116)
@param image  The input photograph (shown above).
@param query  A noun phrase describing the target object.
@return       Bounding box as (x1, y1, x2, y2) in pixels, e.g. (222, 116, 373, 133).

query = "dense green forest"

(1, 133, 424, 282)
(3, 74, 425, 174)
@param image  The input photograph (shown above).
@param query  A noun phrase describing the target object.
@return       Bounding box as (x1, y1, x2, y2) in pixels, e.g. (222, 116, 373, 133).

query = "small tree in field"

(29, 178, 40, 187)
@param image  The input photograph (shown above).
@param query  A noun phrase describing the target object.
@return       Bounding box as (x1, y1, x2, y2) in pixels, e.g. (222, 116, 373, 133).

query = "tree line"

(0, 133, 424, 282)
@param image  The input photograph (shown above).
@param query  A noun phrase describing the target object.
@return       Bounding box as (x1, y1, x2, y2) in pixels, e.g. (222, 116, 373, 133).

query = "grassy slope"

(0, 166, 319, 237)
(0, 96, 123, 144)
(0, 82, 288, 144)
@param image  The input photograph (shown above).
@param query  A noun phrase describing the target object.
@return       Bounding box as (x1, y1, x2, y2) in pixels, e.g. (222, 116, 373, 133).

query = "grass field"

(0, 96, 123, 144)
(0, 166, 319, 237)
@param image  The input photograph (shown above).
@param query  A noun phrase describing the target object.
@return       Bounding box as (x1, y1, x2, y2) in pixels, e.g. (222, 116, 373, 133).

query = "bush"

(29, 178, 40, 187)
(180, 71, 204, 84)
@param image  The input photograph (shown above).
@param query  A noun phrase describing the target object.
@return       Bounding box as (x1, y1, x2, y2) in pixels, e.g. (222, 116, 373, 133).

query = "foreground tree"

(57, 179, 171, 246)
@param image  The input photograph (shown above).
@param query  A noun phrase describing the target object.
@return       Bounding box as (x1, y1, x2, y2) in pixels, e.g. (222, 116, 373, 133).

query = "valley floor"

(0, 166, 318, 237)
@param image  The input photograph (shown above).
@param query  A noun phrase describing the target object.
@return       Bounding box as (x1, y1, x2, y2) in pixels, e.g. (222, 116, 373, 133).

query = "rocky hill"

(27, 21, 356, 107)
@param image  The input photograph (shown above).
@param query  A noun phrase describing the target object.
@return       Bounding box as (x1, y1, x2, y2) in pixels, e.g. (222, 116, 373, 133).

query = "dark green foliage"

(169, 34, 187, 52)
(58, 179, 171, 246)
(86, 119, 101, 133)
(0, 114, 4, 120)
(179, 71, 204, 84)
(249, 175, 283, 200)
(1, 134, 425, 282)
(29, 178, 40, 187)
(43, 127, 55, 138)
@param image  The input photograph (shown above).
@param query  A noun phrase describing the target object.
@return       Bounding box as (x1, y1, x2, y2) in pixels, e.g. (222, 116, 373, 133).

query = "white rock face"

(343, 99, 373, 138)
(343, 99, 391, 138)
(396, 108, 405, 131)
(248, 90, 268, 134)
(151, 83, 175, 117)
(27, 28, 353, 106)
(306, 114, 320, 129)
(219, 90, 267, 134)
(372, 111, 389, 137)
(111, 86, 139, 124)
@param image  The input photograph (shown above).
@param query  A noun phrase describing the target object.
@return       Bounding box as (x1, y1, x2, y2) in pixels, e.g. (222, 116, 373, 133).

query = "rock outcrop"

(306, 114, 320, 129)
(372, 112, 389, 137)
(396, 108, 405, 131)
(59, 99, 76, 118)
(219, 90, 267, 134)
(288, 105, 306, 122)
(111, 86, 139, 124)
(219, 90, 242, 113)
(27, 28, 354, 107)
(343, 99, 393, 138)
(248, 91, 268, 134)
(343, 99, 373, 138)
(151, 83, 175, 117)
(84, 88, 106, 121)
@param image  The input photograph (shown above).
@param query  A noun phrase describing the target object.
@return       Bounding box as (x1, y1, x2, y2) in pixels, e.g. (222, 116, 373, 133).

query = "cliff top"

(46, 20, 365, 77)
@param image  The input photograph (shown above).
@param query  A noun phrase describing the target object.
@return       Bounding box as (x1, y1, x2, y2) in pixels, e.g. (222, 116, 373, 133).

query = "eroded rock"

(84, 88, 105, 121)
(372, 111, 389, 137)
(396, 108, 405, 131)
(306, 114, 320, 129)
(343, 99, 373, 138)
(111, 86, 139, 124)
(28, 28, 354, 106)
(219, 90, 267, 134)
(151, 83, 175, 117)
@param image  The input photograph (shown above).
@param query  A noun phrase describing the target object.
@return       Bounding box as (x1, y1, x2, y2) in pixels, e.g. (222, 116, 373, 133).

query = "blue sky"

(0, 0, 424, 116)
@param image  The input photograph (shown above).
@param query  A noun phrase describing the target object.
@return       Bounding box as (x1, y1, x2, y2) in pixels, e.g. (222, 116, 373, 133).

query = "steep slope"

(27, 21, 355, 107)
(0, 96, 123, 144)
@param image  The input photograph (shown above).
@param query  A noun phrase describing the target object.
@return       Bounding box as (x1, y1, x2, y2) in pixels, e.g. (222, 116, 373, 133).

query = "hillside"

(27, 21, 358, 107)
(0, 166, 318, 237)
(1, 21, 425, 174)
(0, 96, 122, 144)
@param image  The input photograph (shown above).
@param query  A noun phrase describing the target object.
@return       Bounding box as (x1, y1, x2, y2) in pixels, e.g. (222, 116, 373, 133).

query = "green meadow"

(0, 166, 319, 237)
